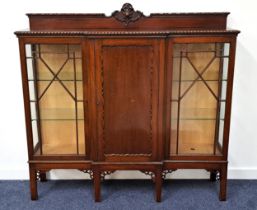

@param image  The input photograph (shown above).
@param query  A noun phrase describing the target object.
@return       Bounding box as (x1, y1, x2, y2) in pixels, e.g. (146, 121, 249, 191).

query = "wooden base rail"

(29, 161, 227, 202)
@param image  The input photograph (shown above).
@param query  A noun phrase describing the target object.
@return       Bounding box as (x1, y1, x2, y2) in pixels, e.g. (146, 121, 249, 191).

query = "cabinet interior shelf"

(28, 79, 83, 82)
(31, 108, 84, 121)
(171, 118, 224, 121)
(32, 119, 84, 121)
(172, 79, 227, 82)
(30, 100, 84, 102)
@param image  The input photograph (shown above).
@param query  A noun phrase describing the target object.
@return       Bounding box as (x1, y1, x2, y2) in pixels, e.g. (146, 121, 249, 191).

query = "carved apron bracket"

(210, 170, 221, 181)
(162, 170, 174, 179)
(101, 171, 116, 180)
(36, 170, 41, 181)
(80, 169, 94, 179)
(140, 170, 155, 182)
(36, 170, 48, 182)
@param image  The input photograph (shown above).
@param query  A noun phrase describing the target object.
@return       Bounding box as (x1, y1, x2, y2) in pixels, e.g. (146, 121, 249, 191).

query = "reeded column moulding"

(15, 3, 240, 203)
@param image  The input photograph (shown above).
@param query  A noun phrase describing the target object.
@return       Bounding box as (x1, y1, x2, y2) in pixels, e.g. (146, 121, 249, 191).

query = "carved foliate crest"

(112, 3, 144, 26)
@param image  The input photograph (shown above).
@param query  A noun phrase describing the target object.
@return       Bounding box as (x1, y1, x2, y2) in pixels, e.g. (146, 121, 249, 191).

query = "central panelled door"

(94, 39, 163, 162)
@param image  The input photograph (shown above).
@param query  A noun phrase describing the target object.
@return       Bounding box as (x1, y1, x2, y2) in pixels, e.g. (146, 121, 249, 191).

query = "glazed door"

(23, 40, 89, 159)
(166, 37, 236, 159)
(94, 39, 163, 162)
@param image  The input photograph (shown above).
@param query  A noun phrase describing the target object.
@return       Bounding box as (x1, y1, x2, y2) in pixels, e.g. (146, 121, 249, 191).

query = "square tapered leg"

(29, 167, 38, 200)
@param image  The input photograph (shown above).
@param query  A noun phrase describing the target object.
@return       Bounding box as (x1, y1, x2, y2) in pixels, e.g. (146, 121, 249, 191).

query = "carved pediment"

(112, 3, 144, 26)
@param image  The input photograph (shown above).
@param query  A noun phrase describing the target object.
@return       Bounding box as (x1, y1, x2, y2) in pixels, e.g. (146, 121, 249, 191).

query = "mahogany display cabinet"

(15, 3, 240, 202)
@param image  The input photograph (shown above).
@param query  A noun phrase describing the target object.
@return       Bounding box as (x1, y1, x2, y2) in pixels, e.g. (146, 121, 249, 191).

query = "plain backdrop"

(0, 0, 256, 180)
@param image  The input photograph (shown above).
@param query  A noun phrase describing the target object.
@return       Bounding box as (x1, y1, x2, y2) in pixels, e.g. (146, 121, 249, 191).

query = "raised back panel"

(27, 3, 228, 31)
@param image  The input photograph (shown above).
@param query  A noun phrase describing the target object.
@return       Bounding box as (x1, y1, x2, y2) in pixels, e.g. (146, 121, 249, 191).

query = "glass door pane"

(25, 44, 85, 155)
(170, 43, 229, 155)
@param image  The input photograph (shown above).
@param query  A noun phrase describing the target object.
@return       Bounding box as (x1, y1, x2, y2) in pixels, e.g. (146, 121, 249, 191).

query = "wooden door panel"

(95, 39, 160, 161)
(103, 46, 152, 154)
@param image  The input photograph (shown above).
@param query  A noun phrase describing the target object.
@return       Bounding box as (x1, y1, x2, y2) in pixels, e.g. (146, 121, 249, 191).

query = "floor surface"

(0, 180, 256, 210)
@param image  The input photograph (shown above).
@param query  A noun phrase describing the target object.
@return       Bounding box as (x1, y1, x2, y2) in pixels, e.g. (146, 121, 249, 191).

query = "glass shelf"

(171, 99, 226, 102)
(28, 80, 84, 102)
(30, 107, 84, 120)
(172, 79, 227, 82)
(171, 118, 224, 121)
(26, 56, 82, 81)
(26, 44, 82, 58)
(28, 79, 83, 82)
(30, 99, 84, 102)
(26, 70, 83, 81)
(171, 107, 225, 120)
(173, 43, 230, 56)
(32, 119, 84, 121)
